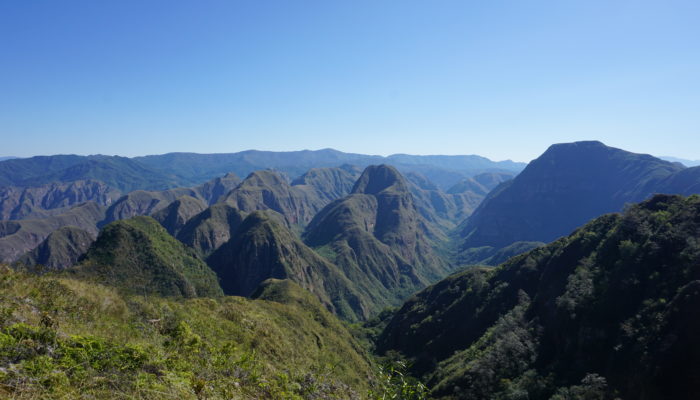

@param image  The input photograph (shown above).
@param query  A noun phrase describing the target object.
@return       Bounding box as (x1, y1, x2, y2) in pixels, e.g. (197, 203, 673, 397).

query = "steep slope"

(223, 168, 356, 227)
(0, 268, 374, 398)
(192, 172, 241, 204)
(73, 216, 222, 298)
(657, 165, 700, 195)
(15, 226, 94, 270)
(103, 187, 205, 223)
(151, 195, 207, 236)
(223, 170, 314, 225)
(0, 202, 105, 263)
(379, 194, 700, 400)
(176, 203, 246, 258)
(446, 171, 514, 196)
(290, 165, 361, 203)
(0, 180, 120, 220)
(304, 165, 452, 311)
(406, 171, 511, 230)
(458, 141, 698, 264)
(207, 211, 369, 321)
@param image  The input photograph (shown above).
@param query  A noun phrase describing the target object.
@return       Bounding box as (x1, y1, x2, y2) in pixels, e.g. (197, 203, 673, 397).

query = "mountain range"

(2, 141, 700, 398)
(0, 149, 524, 195)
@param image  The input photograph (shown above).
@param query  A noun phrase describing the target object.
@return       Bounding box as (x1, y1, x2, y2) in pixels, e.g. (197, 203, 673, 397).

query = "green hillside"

(73, 216, 222, 298)
(379, 194, 700, 399)
(304, 165, 453, 313)
(207, 211, 370, 321)
(0, 268, 375, 399)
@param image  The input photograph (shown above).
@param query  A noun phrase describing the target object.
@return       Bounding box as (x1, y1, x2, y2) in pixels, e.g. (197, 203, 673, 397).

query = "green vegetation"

(0, 155, 181, 193)
(304, 165, 453, 316)
(379, 194, 700, 399)
(0, 267, 382, 399)
(208, 211, 370, 321)
(72, 216, 223, 298)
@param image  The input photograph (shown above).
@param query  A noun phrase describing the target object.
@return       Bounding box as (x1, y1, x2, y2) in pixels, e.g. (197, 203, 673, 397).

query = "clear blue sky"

(1, 0, 698, 162)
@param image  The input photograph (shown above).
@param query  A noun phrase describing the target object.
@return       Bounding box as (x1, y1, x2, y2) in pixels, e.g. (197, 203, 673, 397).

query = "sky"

(1, 1, 699, 162)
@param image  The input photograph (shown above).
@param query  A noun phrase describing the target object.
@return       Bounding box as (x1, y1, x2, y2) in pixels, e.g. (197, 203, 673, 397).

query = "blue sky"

(1, 0, 698, 162)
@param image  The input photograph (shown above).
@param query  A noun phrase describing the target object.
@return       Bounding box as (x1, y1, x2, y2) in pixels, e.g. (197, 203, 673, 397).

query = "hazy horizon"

(2, 1, 698, 161)
(1, 143, 699, 166)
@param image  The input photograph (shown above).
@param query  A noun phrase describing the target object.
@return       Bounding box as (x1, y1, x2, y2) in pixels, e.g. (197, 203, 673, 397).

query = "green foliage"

(380, 194, 700, 400)
(550, 374, 608, 400)
(0, 268, 375, 399)
(74, 216, 223, 298)
(368, 361, 428, 400)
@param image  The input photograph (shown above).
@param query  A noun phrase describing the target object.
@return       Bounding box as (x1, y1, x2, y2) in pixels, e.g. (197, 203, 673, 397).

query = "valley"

(1, 142, 699, 399)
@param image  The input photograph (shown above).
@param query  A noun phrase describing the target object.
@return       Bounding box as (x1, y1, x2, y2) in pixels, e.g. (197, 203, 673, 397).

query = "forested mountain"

(407, 171, 514, 230)
(72, 216, 223, 298)
(207, 211, 370, 321)
(458, 141, 700, 264)
(201, 165, 458, 320)
(0, 149, 524, 197)
(0, 155, 180, 192)
(175, 203, 247, 258)
(2, 144, 700, 399)
(135, 149, 524, 190)
(378, 194, 700, 400)
(304, 165, 453, 311)
(150, 196, 208, 236)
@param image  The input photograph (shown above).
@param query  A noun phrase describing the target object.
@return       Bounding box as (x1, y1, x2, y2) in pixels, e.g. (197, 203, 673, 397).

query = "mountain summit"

(457, 141, 700, 262)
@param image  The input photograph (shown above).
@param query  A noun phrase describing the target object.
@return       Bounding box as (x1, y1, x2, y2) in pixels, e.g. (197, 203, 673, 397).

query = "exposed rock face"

(0, 202, 105, 263)
(207, 211, 369, 321)
(303, 165, 452, 312)
(0, 180, 119, 220)
(222, 167, 359, 226)
(16, 226, 95, 270)
(176, 203, 246, 258)
(193, 172, 241, 204)
(151, 195, 207, 236)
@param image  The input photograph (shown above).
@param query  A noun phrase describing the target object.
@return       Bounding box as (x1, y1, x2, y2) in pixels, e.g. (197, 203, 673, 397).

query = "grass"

(0, 267, 381, 399)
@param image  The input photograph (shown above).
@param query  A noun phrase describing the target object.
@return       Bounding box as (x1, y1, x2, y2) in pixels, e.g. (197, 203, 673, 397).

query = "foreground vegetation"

(379, 194, 700, 399)
(0, 267, 392, 399)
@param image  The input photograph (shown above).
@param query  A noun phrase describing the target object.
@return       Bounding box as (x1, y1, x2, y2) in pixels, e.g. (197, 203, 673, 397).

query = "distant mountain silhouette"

(458, 141, 700, 264)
